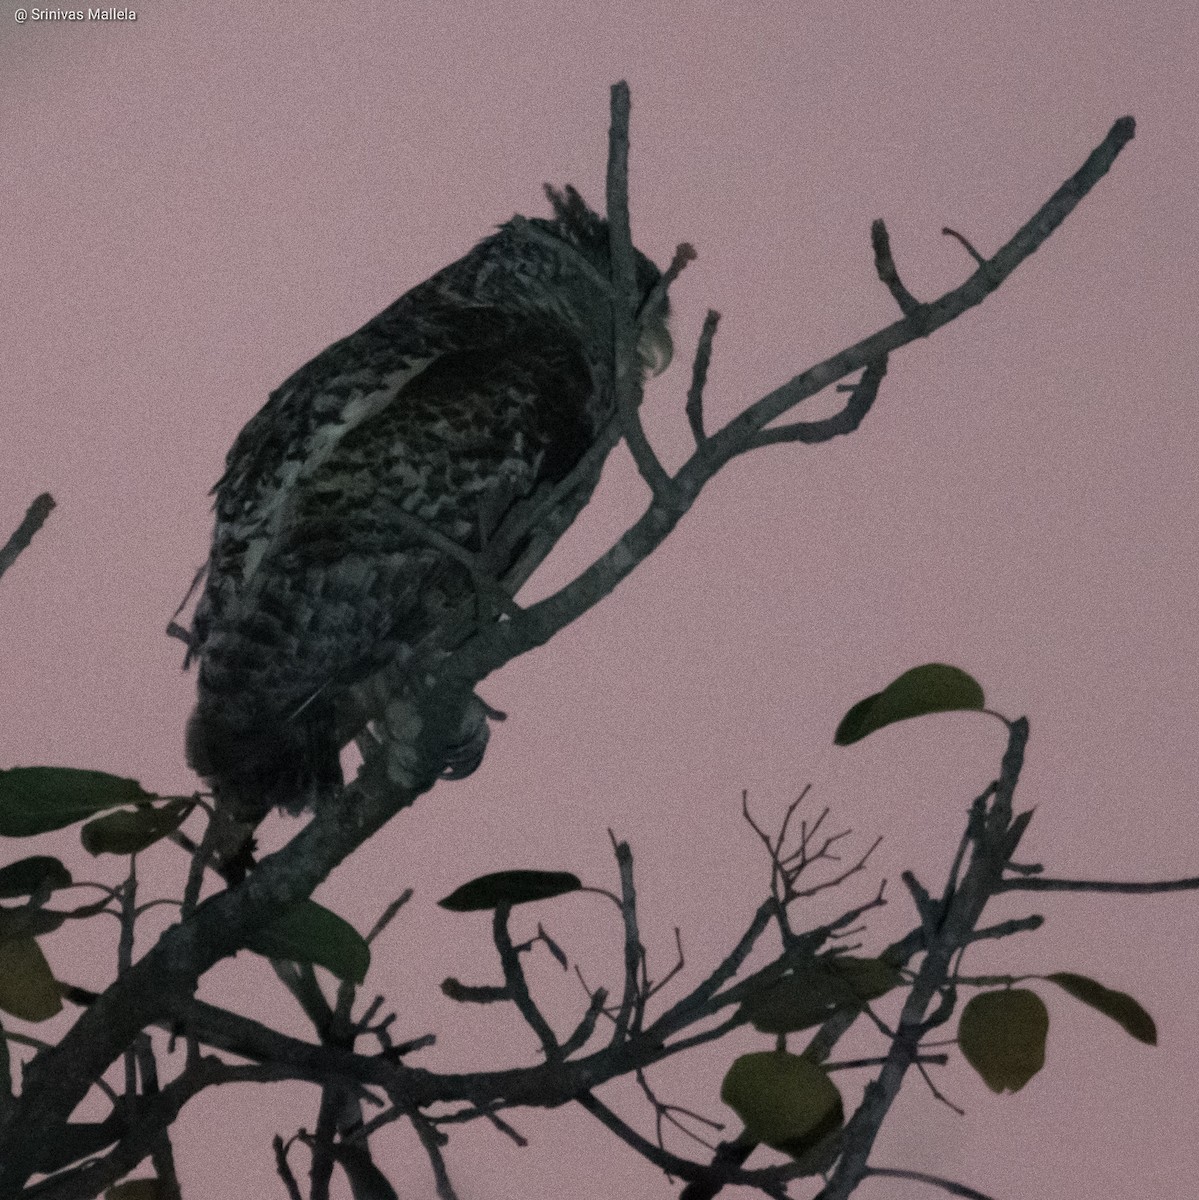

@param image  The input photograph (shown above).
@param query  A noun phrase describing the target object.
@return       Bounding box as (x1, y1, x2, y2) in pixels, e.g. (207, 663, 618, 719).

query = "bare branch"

(411, 1109, 459, 1200)
(576, 1090, 711, 1184)
(635, 1066, 726, 1153)
(942, 226, 987, 267)
(18, 1059, 296, 1200)
(366, 889, 414, 943)
(609, 834, 645, 1044)
(493, 906, 560, 1058)
(638, 241, 697, 327)
(558, 986, 608, 1057)
(747, 357, 887, 450)
(727, 116, 1135, 442)
(998, 873, 1199, 894)
(871, 220, 921, 315)
(813, 719, 1032, 1200)
(0, 492, 55, 585)
(134, 1037, 183, 1200)
(864, 1166, 998, 1200)
(455, 122, 1138, 694)
(273, 1135, 305, 1200)
(686, 309, 721, 446)
(606, 80, 676, 501)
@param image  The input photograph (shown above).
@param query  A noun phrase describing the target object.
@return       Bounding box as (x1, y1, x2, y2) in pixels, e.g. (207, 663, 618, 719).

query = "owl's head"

(536, 184, 673, 378)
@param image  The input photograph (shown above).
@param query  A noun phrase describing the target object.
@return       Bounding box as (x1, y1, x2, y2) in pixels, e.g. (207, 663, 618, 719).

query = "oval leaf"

(439, 870, 582, 912)
(0, 767, 155, 837)
(721, 1050, 843, 1153)
(958, 988, 1048, 1093)
(244, 900, 370, 985)
(831, 955, 905, 1001)
(0, 856, 72, 899)
(106, 1181, 168, 1200)
(1047, 971, 1157, 1046)
(0, 904, 67, 943)
(0, 935, 62, 1021)
(742, 955, 904, 1034)
(80, 800, 191, 857)
(835, 664, 985, 745)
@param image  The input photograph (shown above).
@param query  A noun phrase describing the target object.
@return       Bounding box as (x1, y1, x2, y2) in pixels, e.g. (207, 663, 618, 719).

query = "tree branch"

(451, 116, 1137, 688)
(0, 492, 55, 585)
(606, 81, 677, 502)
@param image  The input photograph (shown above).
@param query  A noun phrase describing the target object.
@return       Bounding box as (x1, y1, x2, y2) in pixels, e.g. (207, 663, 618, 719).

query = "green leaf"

(80, 799, 191, 856)
(245, 900, 370, 985)
(0, 856, 72, 898)
(438, 869, 583, 912)
(1047, 971, 1157, 1046)
(0, 935, 63, 1021)
(0, 904, 67, 943)
(742, 955, 904, 1033)
(835, 663, 985, 745)
(721, 1050, 844, 1154)
(831, 955, 905, 1000)
(958, 988, 1048, 1093)
(0, 767, 155, 837)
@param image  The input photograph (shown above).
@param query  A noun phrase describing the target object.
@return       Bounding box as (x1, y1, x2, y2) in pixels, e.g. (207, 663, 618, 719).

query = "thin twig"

(411, 1110, 459, 1200)
(864, 1166, 998, 1200)
(366, 890, 414, 944)
(272, 1135, 304, 1200)
(871, 220, 921, 315)
(686, 310, 721, 445)
(493, 905, 560, 1057)
(942, 226, 987, 267)
(0, 493, 55, 584)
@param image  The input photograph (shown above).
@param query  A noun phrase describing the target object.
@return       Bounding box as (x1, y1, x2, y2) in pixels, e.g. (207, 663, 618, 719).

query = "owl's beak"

(636, 320, 674, 377)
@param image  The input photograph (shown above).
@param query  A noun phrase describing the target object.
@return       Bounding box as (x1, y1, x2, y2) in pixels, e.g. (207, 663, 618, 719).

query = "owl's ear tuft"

(543, 184, 605, 246)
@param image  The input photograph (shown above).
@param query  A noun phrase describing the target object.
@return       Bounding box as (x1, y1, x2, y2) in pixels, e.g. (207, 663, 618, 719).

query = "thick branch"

(0, 749, 428, 1193)
(20, 1060, 291, 1200)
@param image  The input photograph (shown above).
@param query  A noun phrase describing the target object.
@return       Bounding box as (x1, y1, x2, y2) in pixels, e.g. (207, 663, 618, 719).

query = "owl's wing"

(272, 310, 598, 577)
(187, 308, 601, 812)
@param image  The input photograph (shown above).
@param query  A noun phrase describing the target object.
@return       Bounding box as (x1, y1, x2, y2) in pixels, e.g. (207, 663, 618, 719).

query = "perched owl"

(185, 186, 672, 822)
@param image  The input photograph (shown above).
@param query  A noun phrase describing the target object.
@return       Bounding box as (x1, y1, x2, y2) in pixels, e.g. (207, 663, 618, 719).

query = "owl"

(185, 186, 672, 822)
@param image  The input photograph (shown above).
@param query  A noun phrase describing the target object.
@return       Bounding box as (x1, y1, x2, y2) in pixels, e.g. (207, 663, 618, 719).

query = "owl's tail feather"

(186, 700, 343, 822)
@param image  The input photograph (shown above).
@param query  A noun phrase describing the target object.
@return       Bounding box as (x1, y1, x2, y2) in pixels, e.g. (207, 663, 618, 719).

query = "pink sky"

(2, 2, 1198, 1197)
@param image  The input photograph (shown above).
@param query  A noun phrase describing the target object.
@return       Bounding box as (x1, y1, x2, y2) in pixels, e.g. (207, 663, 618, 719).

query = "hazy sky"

(2, 2, 1198, 1198)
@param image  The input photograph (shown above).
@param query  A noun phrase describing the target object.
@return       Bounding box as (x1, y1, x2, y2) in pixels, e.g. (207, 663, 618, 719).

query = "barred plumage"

(185, 186, 671, 819)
